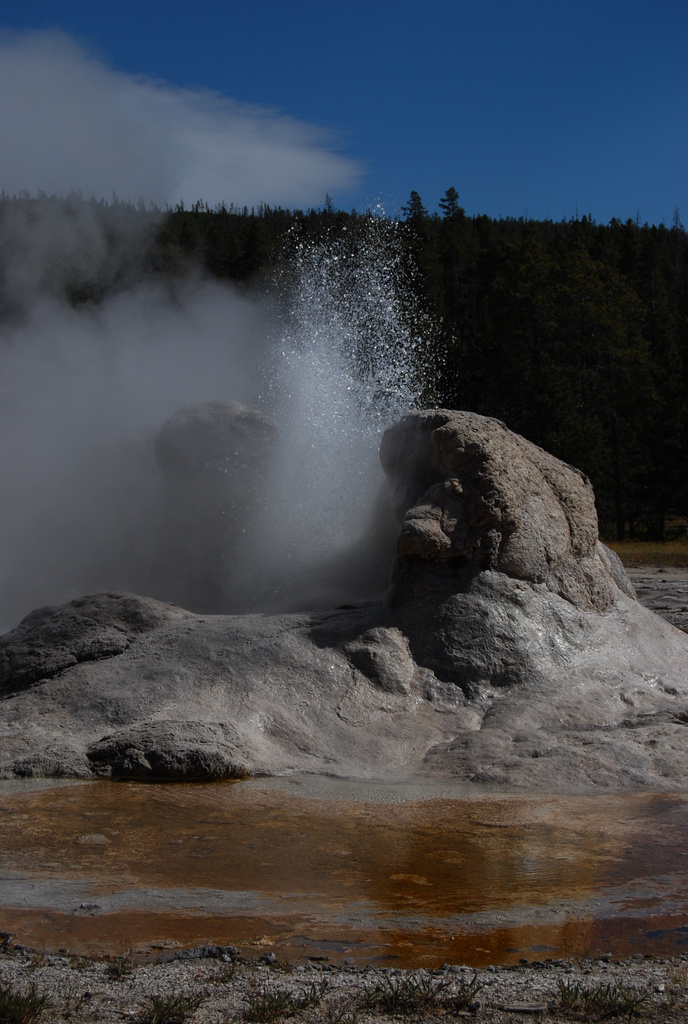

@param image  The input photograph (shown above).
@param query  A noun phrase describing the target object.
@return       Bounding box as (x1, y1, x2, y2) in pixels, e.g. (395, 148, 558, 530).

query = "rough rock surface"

(0, 592, 192, 697)
(380, 409, 634, 610)
(2, 409, 688, 788)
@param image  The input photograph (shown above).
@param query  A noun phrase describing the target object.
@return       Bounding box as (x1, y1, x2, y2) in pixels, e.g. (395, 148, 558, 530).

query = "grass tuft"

(240, 988, 296, 1022)
(361, 972, 449, 1014)
(323, 1005, 359, 1024)
(135, 994, 203, 1024)
(293, 981, 329, 1009)
(555, 978, 649, 1018)
(0, 983, 52, 1024)
(445, 972, 487, 1012)
(106, 956, 134, 980)
(240, 981, 328, 1022)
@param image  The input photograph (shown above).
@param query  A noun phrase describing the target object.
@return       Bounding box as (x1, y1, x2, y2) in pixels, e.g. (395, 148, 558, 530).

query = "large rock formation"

(381, 409, 633, 610)
(381, 409, 637, 693)
(2, 409, 688, 788)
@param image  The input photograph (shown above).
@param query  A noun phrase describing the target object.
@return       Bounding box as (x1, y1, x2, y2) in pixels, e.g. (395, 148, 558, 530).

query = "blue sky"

(0, 0, 686, 225)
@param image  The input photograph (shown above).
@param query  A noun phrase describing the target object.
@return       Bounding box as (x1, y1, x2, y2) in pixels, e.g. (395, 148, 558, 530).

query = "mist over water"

(0, 203, 427, 630)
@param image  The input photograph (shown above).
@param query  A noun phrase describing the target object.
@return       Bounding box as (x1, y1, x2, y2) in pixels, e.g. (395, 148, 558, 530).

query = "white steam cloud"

(0, 200, 425, 632)
(0, 200, 274, 629)
(0, 30, 425, 635)
(0, 30, 362, 209)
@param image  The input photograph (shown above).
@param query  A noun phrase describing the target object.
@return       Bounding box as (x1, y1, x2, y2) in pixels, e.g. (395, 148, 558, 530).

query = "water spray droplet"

(232, 215, 436, 611)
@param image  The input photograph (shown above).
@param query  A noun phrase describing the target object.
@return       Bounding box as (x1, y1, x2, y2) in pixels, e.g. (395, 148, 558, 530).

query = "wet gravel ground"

(2, 942, 688, 1023)
(627, 565, 688, 634)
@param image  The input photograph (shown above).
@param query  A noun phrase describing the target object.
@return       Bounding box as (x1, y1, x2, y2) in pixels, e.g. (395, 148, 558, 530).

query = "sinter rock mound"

(381, 409, 634, 609)
(2, 409, 688, 789)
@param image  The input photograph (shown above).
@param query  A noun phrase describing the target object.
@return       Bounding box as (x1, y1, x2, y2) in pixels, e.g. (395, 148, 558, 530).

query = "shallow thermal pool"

(2, 775, 688, 967)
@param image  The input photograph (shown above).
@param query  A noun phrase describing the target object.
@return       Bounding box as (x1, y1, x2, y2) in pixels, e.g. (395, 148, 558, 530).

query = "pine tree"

(402, 190, 428, 221)
(439, 186, 463, 219)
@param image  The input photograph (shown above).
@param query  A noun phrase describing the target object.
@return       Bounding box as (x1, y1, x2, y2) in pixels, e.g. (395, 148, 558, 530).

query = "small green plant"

(211, 960, 240, 985)
(323, 1004, 359, 1024)
(0, 983, 52, 1024)
(67, 954, 92, 971)
(294, 981, 329, 1009)
(556, 978, 586, 1009)
(445, 972, 487, 1012)
(57, 981, 92, 1013)
(239, 979, 328, 1022)
(669, 964, 688, 987)
(665, 964, 688, 1008)
(555, 978, 649, 1018)
(135, 994, 203, 1024)
(25, 954, 46, 974)
(361, 972, 449, 1015)
(240, 988, 297, 1023)
(266, 958, 294, 975)
(106, 956, 134, 980)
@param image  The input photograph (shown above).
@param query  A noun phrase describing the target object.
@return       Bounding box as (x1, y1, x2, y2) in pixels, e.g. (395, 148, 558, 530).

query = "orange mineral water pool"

(2, 775, 688, 967)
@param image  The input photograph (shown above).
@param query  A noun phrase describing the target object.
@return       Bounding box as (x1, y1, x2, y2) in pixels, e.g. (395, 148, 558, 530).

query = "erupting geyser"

(220, 217, 434, 612)
(2, 402, 688, 788)
(2, 208, 688, 790)
(0, 212, 431, 627)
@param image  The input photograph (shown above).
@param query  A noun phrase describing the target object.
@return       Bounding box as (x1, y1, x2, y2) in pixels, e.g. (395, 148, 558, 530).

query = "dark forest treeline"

(152, 197, 354, 283)
(1, 190, 686, 539)
(398, 190, 688, 542)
